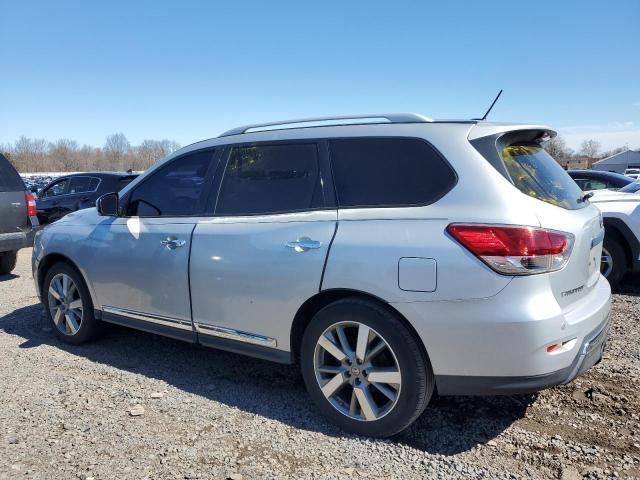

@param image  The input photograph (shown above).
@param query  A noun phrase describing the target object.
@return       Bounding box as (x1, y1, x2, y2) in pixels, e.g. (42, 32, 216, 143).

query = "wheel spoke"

(53, 307, 63, 326)
(367, 368, 401, 385)
(318, 335, 347, 362)
(354, 384, 378, 421)
(65, 312, 80, 334)
(68, 299, 83, 310)
(371, 381, 398, 402)
(62, 275, 70, 297)
(349, 389, 358, 416)
(316, 365, 345, 374)
(364, 340, 386, 362)
(321, 372, 347, 398)
(355, 324, 371, 361)
(49, 286, 62, 301)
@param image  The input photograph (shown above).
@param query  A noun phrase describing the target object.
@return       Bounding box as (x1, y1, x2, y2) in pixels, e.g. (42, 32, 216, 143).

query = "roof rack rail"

(218, 113, 432, 137)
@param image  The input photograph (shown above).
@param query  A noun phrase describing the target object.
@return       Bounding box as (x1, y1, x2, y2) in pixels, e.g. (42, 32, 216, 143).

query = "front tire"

(43, 262, 101, 344)
(300, 297, 434, 437)
(0, 251, 18, 274)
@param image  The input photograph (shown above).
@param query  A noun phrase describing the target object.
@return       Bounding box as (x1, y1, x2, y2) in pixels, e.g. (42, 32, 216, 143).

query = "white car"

(624, 168, 640, 180)
(589, 188, 640, 285)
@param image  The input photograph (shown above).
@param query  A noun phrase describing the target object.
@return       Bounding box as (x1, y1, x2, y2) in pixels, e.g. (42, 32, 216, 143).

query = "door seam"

(319, 219, 339, 292)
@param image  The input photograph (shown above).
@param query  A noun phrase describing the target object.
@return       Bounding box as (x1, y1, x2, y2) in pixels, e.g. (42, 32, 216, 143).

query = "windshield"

(619, 181, 640, 193)
(500, 144, 586, 210)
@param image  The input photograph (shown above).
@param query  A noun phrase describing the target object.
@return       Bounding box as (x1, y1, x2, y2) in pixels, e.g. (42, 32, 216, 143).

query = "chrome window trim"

(41, 176, 103, 199)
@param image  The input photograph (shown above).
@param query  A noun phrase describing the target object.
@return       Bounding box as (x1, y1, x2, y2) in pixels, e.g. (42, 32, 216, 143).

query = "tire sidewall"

(603, 237, 625, 287)
(300, 298, 431, 437)
(43, 262, 97, 344)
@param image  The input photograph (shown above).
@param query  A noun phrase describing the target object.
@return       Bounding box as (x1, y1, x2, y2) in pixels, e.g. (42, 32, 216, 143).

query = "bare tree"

(543, 135, 570, 161)
(135, 139, 181, 170)
(104, 133, 131, 170)
(580, 139, 602, 160)
(48, 139, 80, 171)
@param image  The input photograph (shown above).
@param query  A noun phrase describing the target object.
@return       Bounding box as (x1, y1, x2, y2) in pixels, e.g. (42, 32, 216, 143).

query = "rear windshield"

(0, 154, 24, 192)
(620, 181, 640, 193)
(500, 144, 586, 210)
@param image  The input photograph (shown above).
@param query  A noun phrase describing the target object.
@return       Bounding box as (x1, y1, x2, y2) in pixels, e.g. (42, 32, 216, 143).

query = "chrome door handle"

(286, 237, 322, 252)
(160, 237, 186, 250)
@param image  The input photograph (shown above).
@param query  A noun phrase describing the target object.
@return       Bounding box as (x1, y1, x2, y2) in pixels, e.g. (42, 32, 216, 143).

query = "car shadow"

(0, 303, 531, 455)
(0, 273, 19, 282)
(614, 272, 640, 296)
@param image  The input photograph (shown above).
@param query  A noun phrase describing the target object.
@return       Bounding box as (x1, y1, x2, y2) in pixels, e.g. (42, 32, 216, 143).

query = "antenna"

(474, 90, 503, 121)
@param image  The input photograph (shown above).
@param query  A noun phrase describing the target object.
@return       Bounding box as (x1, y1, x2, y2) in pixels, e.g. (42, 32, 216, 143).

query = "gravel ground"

(1, 249, 639, 479)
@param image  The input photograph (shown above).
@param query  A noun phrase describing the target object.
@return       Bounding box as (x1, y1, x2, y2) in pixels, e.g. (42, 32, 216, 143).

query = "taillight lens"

(447, 224, 574, 275)
(25, 192, 37, 217)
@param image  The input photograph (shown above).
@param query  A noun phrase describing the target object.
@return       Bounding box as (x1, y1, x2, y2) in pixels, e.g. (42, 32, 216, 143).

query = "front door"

(86, 148, 218, 338)
(190, 142, 337, 356)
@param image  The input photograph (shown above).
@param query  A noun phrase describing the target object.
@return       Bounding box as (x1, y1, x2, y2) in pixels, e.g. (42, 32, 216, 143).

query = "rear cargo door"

(499, 144, 603, 309)
(0, 154, 28, 234)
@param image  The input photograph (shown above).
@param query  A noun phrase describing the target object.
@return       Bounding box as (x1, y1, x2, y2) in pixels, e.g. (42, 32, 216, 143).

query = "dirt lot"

(1, 249, 639, 479)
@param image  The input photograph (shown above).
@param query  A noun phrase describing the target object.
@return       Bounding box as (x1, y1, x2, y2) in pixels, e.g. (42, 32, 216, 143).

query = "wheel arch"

(37, 253, 99, 310)
(603, 217, 639, 271)
(290, 288, 430, 368)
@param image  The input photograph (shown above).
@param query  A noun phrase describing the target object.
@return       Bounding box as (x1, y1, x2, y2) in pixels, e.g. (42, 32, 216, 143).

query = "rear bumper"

(435, 314, 610, 395)
(0, 230, 31, 253)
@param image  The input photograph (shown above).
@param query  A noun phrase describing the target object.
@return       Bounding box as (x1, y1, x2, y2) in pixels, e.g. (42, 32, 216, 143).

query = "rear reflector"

(25, 192, 37, 217)
(447, 224, 574, 275)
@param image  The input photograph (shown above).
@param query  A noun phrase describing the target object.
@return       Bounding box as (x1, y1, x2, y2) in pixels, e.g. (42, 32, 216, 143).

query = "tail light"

(447, 224, 574, 275)
(25, 192, 37, 217)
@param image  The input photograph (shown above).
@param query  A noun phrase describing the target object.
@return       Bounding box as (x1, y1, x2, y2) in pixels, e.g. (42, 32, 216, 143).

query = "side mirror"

(96, 192, 120, 216)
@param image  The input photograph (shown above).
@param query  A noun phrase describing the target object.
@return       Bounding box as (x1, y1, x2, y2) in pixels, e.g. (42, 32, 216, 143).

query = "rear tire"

(0, 251, 18, 274)
(43, 262, 102, 344)
(602, 237, 625, 287)
(300, 297, 434, 437)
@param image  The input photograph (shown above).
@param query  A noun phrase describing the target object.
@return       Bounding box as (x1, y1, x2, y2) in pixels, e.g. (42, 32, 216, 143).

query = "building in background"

(592, 149, 640, 173)
(558, 156, 593, 170)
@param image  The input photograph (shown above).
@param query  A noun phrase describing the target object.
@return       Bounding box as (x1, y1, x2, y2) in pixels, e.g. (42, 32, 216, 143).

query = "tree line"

(543, 136, 628, 163)
(0, 134, 181, 173)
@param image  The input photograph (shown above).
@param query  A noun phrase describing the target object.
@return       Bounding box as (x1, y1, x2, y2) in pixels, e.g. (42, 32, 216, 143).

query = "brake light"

(25, 192, 37, 217)
(447, 224, 574, 275)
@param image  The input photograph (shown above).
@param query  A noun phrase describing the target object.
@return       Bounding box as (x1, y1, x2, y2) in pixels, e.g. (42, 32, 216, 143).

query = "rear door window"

(69, 176, 96, 194)
(500, 145, 585, 210)
(216, 143, 322, 215)
(329, 138, 456, 207)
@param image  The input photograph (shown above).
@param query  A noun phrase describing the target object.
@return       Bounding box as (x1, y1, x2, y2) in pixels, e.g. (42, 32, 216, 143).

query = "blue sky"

(1, 0, 639, 151)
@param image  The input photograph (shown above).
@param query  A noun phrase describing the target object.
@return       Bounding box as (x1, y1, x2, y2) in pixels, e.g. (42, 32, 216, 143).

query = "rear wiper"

(577, 192, 594, 203)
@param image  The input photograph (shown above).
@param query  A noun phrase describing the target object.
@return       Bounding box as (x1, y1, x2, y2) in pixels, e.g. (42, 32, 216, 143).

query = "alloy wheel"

(313, 321, 401, 421)
(47, 273, 83, 336)
(601, 247, 613, 278)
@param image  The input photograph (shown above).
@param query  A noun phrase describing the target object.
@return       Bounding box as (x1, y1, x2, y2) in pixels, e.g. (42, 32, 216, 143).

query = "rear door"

(0, 154, 28, 235)
(190, 141, 336, 354)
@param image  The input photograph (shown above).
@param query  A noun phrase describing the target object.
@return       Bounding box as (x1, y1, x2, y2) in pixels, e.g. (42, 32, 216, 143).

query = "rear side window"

(501, 145, 585, 210)
(216, 143, 322, 215)
(126, 150, 213, 217)
(329, 138, 456, 207)
(69, 176, 98, 194)
(0, 154, 24, 192)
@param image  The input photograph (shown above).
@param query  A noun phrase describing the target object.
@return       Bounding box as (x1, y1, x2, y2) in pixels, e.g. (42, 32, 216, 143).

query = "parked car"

(32, 114, 611, 437)
(567, 169, 633, 191)
(0, 153, 39, 274)
(588, 188, 640, 285)
(624, 168, 640, 180)
(36, 172, 138, 225)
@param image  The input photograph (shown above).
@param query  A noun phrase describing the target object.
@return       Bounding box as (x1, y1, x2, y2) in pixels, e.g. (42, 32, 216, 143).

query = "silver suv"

(33, 114, 611, 437)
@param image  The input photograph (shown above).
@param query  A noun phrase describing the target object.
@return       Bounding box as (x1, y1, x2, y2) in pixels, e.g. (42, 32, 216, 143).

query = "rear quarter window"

(500, 144, 585, 210)
(329, 138, 456, 208)
(0, 154, 25, 192)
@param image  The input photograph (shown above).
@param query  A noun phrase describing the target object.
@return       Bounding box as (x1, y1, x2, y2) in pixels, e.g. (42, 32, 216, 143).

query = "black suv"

(36, 172, 138, 225)
(0, 153, 38, 274)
